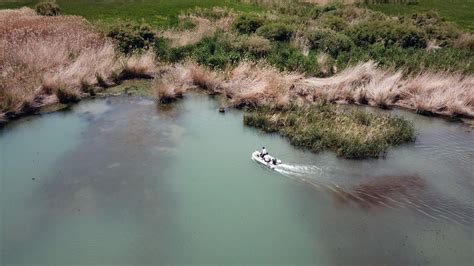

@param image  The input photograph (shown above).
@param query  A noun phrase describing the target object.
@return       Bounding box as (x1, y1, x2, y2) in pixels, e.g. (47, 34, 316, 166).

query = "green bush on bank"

(347, 19, 427, 48)
(319, 14, 349, 32)
(223, 33, 272, 57)
(244, 104, 415, 159)
(147, 4, 473, 75)
(35, 1, 60, 16)
(107, 21, 155, 54)
(401, 11, 461, 47)
(306, 28, 354, 56)
(233, 14, 265, 34)
(256, 23, 293, 41)
(152, 30, 473, 76)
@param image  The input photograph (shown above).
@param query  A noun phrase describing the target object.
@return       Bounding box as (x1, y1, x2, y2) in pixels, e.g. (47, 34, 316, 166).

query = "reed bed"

(299, 62, 474, 117)
(243, 103, 415, 158)
(155, 60, 474, 118)
(0, 8, 156, 121)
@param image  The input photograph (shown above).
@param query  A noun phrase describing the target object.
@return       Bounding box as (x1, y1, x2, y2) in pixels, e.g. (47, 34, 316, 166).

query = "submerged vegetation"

(244, 104, 415, 158)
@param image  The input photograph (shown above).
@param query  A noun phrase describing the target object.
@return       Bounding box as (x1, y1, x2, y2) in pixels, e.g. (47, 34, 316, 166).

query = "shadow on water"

(2, 96, 187, 263)
(277, 166, 474, 230)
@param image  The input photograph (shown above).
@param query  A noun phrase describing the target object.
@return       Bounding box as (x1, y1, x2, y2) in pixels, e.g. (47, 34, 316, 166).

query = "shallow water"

(1, 94, 473, 265)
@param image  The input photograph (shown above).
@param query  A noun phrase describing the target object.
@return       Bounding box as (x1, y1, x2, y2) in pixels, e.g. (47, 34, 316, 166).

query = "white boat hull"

(251, 151, 282, 169)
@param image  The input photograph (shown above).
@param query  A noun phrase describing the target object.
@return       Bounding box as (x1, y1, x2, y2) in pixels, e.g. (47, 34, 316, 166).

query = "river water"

(1, 93, 473, 265)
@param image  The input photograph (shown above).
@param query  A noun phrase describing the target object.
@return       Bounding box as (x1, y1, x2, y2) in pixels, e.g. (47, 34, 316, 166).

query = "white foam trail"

(274, 163, 322, 177)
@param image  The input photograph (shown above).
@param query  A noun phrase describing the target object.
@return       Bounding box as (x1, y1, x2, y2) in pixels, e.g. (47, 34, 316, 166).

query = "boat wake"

(274, 163, 323, 177)
(273, 163, 474, 228)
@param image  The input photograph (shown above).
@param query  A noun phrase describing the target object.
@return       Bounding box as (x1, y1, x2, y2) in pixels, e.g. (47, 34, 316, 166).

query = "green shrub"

(233, 14, 265, 34)
(319, 15, 349, 32)
(265, 43, 330, 76)
(107, 21, 155, 54)
(256, 23, 293, 41)
(400, 12, 461, 46)
(168, 45, 193, 63)
(348, 20, 427, 48)
(306, 28, 354, 56)
(387, 25, 427, 48)
(190, 36, 243, 69)
(153, 37, 169, 60)
(225, 34, 272, 57)
(35, 1, 60, 16)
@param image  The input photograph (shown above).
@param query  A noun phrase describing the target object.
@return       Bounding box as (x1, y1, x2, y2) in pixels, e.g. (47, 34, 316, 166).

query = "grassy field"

(2, 0, 471, 30)
(0, 0, 262, 27)
(365, 0, 474, 32)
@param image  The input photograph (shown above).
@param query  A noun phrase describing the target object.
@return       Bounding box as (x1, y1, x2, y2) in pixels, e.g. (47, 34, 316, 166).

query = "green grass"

(0, 0, 263, 28)
(365, 0, 474, 32)
(244, 104, 416, 159)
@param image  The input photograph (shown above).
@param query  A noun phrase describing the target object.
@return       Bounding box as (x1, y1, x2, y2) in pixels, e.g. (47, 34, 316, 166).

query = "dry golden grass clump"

(153, 61, 299, 107)
(119, 52, 157, 79)
(154, 60, 473, 118)
(299, 62, 474, 117)
(224, 62, 301, 108)
(153, 61, 224, 103)
(0, 8, 156, 121)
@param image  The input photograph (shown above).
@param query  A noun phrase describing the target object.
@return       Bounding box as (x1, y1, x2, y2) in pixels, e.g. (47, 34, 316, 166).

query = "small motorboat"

(251, 151, 282, 169)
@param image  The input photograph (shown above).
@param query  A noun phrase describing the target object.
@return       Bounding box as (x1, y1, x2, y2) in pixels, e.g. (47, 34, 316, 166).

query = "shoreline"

(2, 76, 473, 128)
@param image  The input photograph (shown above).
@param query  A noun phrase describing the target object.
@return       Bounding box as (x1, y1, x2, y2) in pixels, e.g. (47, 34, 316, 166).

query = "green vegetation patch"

(98, 79, 154, 98)
(364, 0, 474, 32)
(35, 0, 60, 16)
(0, 0, 263, 28)
(244, 104, 415, 159)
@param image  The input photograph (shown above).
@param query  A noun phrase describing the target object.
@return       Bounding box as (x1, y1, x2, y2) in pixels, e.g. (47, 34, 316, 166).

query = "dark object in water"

(219, 107, 225, 113)
(159, 93, 183, 104)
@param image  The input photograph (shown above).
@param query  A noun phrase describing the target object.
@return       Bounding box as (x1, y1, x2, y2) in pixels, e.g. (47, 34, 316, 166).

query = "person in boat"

(272, 158, 277, 165)
(263, 154, 271, 163)
(261, 147, 268, 158)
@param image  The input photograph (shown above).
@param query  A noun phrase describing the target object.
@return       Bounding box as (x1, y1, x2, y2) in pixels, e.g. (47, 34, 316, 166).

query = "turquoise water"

(1, 94, 473, 265)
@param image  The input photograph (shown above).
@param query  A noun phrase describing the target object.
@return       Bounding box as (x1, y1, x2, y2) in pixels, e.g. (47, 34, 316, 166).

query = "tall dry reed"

(0, 8, 156, 120)
(155, 60, 474, 118)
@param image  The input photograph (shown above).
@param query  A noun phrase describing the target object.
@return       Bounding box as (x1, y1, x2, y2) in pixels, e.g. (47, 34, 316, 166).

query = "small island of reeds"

(244, 103, 415, 159)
